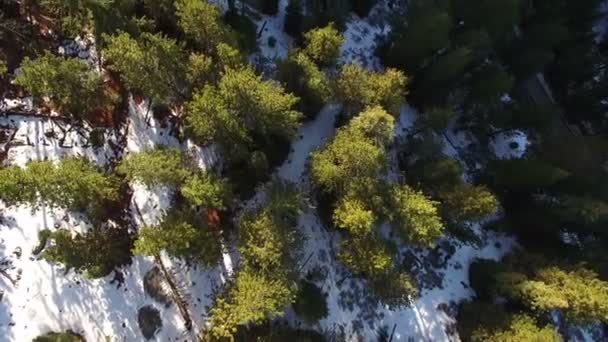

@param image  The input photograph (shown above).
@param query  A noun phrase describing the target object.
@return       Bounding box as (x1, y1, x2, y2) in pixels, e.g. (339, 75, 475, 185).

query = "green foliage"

(487, 159, 570, 192)
(452, 0, 522, 38)
(185, 67, 301, 162)
(218, 67, 301, 138)
(293, 280, 329, 323)
(117, 148, 192, 187)
(215, 43, 246, 71)
(15, 52, 104, 119)
(43, 226, 134, 278)
(457, 300, 560, 342)
(457, 301, 509, 342)
(551, 195, 608, 227)
(338, 234, 392, 278)
(39, 0, 112, 36)
(473, 314, 561, 342)
(438, 184, 499, 222)
(303, 23, 344, 65)
(175, 0, 231, 53)
(237, 180, 302, 275)
(469, 64, 514, 105)
(335, 63, 407, 117)
(384, 7, 452, 70)
(207, 271, 295, 339)
(405, 157, 463, 192)
(223, 8, 258, 53)
(369, 271, 417, 308)
(303, 0, 351, 31)
(186, 52, 213, 91)
(420, 47, 474, 89)
(33, 330, 85, 342)
(0, 157, 118, 215)
(185, 85, 249, 153)
(311, 106, 394, 195)
(348, 106, 395, 146)
(180, 173, 231, 209)
(103, 31, 186, 103)
(277, 51, 332, 119)
(134, 210, 221, 267)
(333, 195, 374, 234)
(417, 107, 455, 133)
(389, 184, 444, 246)
(498, 266, 608, 323)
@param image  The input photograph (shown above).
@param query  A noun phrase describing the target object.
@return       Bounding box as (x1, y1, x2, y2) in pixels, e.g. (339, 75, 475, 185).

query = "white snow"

(0, 204, 227, 341)
(0, 114, 117, 167)
(124, 96, 179, 153)
(277, 105, 338, 183)
(490, 130, 529, 159)
(339, 3, 391, 68)
(252, 0, 293, 62)
(1, 97, 34, 113)
(280, 107, 516, 341)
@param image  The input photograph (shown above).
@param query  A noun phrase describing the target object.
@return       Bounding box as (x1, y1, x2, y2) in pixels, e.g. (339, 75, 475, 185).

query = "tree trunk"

(155, 254, 192, 330)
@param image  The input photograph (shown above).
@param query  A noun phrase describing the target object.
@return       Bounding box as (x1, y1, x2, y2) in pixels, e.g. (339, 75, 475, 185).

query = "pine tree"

(338, 234, 392, 278)
(333, 195, 375, 234)
(303, 23, 344, 66)
(43, 226, 133, 279)
(0, 157, 119, 214)
(277, 51, 332, 118)
(384, 7, 452, 70)
(335, 63, 407, 117)
(237, 180, 302, 275)
(438, 184, 499, 222)
(185, 67, 301, 161)
(207, 271, 295, 339)
(475, 314, 561, 342)
(180, 173, 231, 210)
(103, 31, 186, 103)
(15, 52, 104, 119)
(175, 0, 232, 54)
(134, 209, 221, 267)
(498, 266, 608, 323)
(469, 64, 515, 106)
(117, 148, 192, 187)
(390, 184, 444, 246)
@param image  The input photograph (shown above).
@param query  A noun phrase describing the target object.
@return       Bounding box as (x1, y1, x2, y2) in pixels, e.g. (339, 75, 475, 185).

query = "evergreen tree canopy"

(185, 67, 301, 161)
(134, 209, 221, 267)
(303, 23, 344, 66)
(117, 148, 192, 187)
(389, 184, 444, 246)
(175, 0, 233, 53)
(310, 107, 392, 195)
(0, 157, 118, 214)
(15, 52, 104, 119)
(335, 63, 407, 117)
(43, 226, 133, 279)
(103, 31, 186, 103)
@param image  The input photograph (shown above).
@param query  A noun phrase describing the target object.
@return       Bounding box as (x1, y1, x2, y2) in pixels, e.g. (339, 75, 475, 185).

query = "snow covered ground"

(0, 114, 118, 167)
